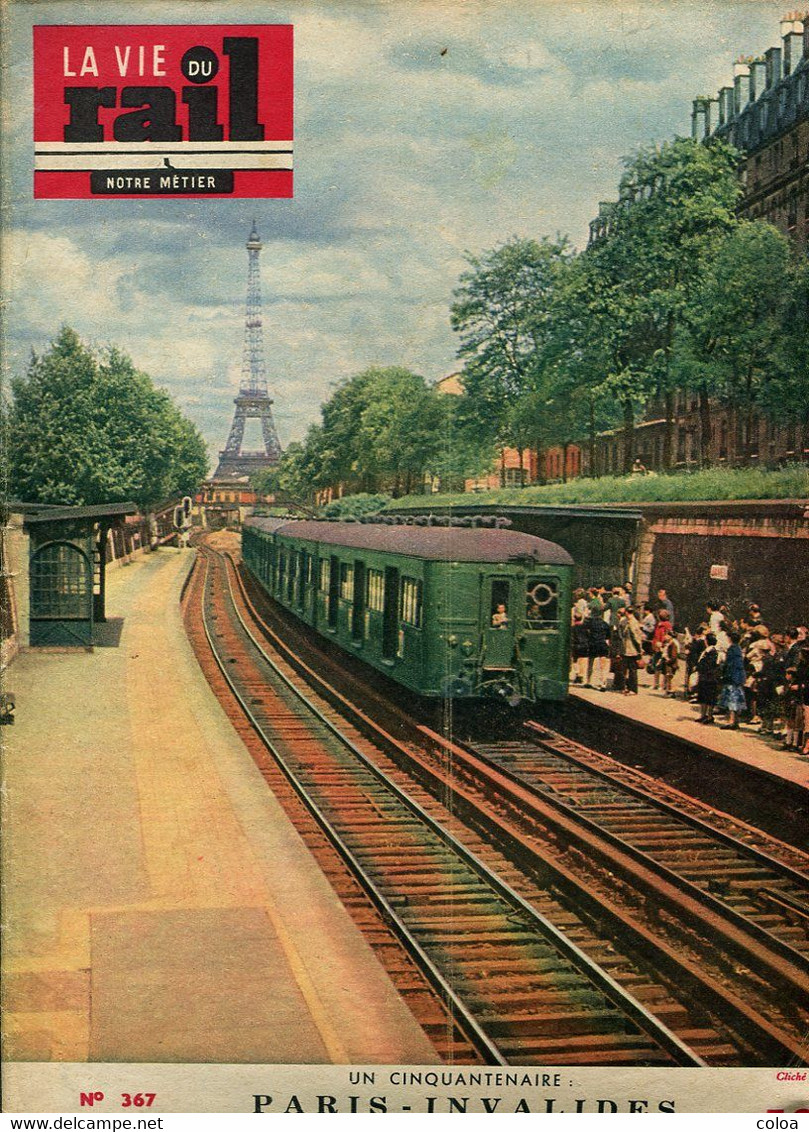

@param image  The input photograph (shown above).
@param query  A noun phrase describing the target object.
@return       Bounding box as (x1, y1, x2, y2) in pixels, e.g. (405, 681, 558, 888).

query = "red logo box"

(33, 24, 293, 199)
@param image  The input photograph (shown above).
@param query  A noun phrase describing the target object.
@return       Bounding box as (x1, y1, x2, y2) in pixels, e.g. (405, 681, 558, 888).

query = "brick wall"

(633, 503, 809, 629)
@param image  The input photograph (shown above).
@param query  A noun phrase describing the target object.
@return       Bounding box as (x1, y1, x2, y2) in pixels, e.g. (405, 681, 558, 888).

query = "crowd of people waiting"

(569, 584, 809, 755)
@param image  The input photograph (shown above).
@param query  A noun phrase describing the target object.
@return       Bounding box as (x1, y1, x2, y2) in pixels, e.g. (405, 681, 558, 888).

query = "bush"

(322, 493, 392, 519)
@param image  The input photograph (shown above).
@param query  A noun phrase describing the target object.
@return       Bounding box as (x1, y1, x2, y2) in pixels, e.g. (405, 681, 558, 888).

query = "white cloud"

(2, 0, 788, 460)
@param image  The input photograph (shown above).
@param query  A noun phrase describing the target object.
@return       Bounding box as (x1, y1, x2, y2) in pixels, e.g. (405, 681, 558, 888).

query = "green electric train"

(241, 518, 574, 703)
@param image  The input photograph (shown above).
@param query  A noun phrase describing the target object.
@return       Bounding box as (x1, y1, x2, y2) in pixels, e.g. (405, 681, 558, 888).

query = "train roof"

(244, 517, 574, 565)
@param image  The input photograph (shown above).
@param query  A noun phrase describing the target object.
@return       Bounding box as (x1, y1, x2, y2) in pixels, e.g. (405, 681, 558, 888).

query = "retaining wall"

(631, 500, 809, 630)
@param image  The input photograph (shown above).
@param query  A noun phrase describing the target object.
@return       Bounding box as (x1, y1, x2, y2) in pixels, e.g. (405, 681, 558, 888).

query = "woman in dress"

(696, 632, 721, 724)
(718, 629, 746, 730)
(586, 608, 611, 691)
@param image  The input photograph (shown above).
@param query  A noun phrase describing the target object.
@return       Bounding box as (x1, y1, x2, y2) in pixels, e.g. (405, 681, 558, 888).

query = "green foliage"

(271, 367, 490, 502)
(450, 236, 573, 463)
(250, 466, 281, 496)
(763, 256, 809, 425)
(388, 465, 809, 509)
(8, 326, 208, 510)
(321, 493, 391, 518)
(578, 137, 742, 469)
(673, 221, 795, 463)
(686, 223, 792, 395)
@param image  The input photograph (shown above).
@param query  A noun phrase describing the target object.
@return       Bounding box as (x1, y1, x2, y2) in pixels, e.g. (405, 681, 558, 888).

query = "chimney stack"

(781, 14, 805, 75)
(749, 58, 767, 100)
(733, 58, 752, 114)
(765, 45, 783, 87)
(691, 97, 710, 139)
(718, 85, 735, 124)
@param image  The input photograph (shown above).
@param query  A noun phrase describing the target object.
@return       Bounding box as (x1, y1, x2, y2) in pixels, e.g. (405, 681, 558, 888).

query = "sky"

(1, 0, 787, 470)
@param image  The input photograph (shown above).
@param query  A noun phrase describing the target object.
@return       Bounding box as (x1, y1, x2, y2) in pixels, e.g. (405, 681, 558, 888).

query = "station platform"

(569, 680, 809, 792)
(1, 547, 438, 1065)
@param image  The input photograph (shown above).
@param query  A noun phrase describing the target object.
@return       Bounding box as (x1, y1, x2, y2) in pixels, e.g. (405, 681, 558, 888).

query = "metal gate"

(29, 540, 93, 646)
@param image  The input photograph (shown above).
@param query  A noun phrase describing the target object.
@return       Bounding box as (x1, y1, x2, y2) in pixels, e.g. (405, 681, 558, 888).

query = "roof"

(19, 502, 138, 524)
(244, 518, 574, 565)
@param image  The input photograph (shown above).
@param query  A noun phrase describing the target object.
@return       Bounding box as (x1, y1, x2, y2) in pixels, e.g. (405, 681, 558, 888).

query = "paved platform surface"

(570, 680, 809, 791)
(2, 547, 438, 1065)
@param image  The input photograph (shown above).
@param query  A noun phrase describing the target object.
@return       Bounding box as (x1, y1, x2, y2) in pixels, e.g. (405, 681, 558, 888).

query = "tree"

(317, 370, 378, 492)
(764, 256, 809, 456)
(7, 326, 208, 510)
(436, 385, 499, 487)
(266, 367, 464, 502)
(582, 137, 741, 470)
(275, 431, 330, 503)
(678, 222, 793, 463)
(542, 257, 624, 477)
(353, 368, 444, 495)
(450, 236, 573, 483)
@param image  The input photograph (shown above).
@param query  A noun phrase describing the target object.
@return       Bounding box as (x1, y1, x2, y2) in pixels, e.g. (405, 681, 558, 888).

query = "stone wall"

(632, 500, 809, 630)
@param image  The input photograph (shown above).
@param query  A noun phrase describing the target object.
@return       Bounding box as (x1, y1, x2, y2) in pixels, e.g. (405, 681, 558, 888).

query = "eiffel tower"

(214, 222, 282, 479)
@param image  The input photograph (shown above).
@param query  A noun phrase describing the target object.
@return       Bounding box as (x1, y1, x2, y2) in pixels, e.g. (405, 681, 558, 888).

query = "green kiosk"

(24, 502, 137, 647)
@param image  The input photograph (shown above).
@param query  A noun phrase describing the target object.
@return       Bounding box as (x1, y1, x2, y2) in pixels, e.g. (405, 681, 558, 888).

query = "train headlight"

(446, 635, 458, 647)
(461, 640, 474, 656)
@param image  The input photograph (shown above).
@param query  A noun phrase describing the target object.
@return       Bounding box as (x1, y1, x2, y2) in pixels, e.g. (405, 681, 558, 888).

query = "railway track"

(187, 541, 718, 1066)
(184, 538, 808, 1065)
(479, 726, 809, 958)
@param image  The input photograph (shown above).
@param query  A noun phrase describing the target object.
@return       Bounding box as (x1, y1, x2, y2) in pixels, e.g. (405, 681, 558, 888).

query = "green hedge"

(386, 465, 809, 510)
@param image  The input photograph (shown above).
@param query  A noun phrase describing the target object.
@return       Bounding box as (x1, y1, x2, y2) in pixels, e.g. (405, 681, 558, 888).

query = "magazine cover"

(2, 0, 808, 1116)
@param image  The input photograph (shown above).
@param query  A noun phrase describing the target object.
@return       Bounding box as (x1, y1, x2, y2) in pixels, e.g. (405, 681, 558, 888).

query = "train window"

(278, 551, 286, 596)
(319, 559, 329, 594)
(490, 579, 510, 628)
(305, 554, 314, 586)
(287, 552, 296, 602)
(400, 577, 423, 628)
(297, 553, 306, 607)
(367, 569, 384, 612)
(525, 577, 560, 629)
(340, 562, 354, 602)
(328, 557, 340, 629)
(382, 567, 400, 660)
(352, 561, 366, 640)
